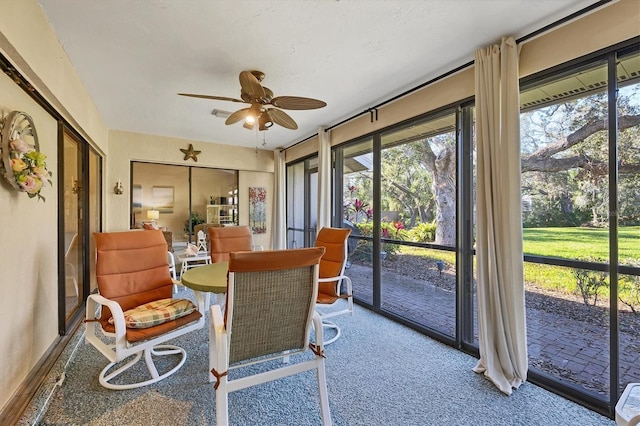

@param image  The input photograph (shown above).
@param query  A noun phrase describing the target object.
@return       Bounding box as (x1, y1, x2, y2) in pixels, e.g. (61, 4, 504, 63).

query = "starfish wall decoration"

(180, 143, 201, 162)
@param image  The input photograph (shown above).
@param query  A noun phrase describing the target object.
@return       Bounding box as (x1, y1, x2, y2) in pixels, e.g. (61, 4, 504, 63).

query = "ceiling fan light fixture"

(180, 70, 326, 131)
(258, 113, 274, 129)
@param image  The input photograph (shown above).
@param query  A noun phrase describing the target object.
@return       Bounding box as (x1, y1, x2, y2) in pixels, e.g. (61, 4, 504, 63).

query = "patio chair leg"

(322, 320, 341, 346)
(99, 345, 187, 390)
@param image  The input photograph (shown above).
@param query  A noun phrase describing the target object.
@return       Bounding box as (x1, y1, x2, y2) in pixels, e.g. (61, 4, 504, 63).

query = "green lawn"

(522, 226, 640, 302)
(523, 226, 640, 263)
(394, 226, 640, 306)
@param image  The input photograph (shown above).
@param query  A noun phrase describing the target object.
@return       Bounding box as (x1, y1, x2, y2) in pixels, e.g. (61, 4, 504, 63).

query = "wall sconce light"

(72, 176, 80, 194)
(147, 209, 160, 221)
(114, 178, 124, 195)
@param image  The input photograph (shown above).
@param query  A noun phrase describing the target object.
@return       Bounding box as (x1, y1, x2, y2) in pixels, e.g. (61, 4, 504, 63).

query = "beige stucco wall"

(0, 71, 59, 412)
(108, 130, 274, 248)
(285, 0, 640, 163)
(0, 0, 109, 412)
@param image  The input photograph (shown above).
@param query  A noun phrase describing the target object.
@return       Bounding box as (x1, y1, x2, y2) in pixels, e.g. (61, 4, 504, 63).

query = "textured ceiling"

(37, 0, 602, 151)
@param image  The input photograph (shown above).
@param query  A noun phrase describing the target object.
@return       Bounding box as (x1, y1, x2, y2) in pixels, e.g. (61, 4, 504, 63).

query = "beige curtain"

(472, 36, 528, 395)
(317, 127, 332, 229)
(270, 149, 286, 249)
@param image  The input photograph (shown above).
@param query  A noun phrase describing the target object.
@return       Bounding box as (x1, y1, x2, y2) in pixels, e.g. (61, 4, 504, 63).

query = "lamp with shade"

(143, 209, 161, 230)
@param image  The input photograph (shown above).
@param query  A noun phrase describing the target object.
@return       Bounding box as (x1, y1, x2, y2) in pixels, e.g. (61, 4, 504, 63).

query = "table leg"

(193, 290, 206, 314)
(192, 290, 213, 314)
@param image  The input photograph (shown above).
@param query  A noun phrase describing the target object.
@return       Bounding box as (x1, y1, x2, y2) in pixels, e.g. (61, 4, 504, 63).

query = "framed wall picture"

(249, 187, 267, 234)
(152, 185, 174, 213)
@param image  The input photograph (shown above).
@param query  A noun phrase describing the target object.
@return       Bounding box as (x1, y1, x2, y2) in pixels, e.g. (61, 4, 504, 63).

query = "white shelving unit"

(207, 204, 237, 225)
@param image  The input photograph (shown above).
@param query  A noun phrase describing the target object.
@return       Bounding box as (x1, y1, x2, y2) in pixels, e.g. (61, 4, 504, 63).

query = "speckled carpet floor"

(32, 290, 614, 425)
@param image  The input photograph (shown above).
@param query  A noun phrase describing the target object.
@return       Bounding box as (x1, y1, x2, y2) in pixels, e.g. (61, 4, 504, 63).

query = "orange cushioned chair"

(208, 225, 254, 263)
(314, 227, 354, 345)
(86, 230, 203, 390)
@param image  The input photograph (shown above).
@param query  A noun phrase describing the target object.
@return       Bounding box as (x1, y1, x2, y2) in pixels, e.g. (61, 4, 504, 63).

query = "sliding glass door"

(378, 110, 458, 337)
(519, 47, 640, 411)
(332, 108, 471, 344)
(60, 127, 102, 333)
(62, 131, 83, 321)
(286, 155, 318, 248)
(131, 162, 238, 247)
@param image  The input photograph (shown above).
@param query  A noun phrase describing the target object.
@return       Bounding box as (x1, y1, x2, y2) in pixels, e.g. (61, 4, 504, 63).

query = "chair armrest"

(87, 293, 126, 337)
(311, 311, 325, 352)
(86, 293, 129, 363)
(210, 304, 225, 334)
(318, 275, 352, 295)
(317, 275, 347, 283)
(209, 304, 228, 383)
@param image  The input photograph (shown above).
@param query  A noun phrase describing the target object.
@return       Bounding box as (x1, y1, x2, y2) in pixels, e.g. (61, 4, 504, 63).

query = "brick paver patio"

(345, 263, 640, 397)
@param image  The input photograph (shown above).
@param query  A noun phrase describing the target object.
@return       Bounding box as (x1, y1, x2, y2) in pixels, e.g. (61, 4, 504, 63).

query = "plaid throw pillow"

(109, 298, 196, 329)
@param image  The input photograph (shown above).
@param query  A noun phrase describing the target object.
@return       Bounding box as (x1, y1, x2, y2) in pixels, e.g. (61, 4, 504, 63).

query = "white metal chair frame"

(86, 231, 204, 390)
(196, 229, 207, 253)
(86, 296, 204, 390)
(209, 250, 331, 426)
(316, 231, 355, 345)
(168, 251, 183, 293)
(317, 274, 354, 345)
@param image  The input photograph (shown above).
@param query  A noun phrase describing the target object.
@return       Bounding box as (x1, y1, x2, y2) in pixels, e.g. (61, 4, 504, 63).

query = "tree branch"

(522, 114, 640, 173)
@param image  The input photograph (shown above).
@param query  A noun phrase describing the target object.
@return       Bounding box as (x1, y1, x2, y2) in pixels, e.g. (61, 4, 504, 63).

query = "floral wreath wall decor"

(0, 111, 53, 201)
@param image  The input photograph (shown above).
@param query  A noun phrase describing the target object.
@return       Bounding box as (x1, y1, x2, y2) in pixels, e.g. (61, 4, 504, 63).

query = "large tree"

(343, 88, 640, 245)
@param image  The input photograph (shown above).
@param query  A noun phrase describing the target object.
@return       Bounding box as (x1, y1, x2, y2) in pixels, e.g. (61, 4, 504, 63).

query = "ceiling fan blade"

(267, 108, 298, 130)
(178, 93, 247, 103)
(239, 71, 266, 100)
(271, 96, 326, 110)
(225, 108, 251, 125)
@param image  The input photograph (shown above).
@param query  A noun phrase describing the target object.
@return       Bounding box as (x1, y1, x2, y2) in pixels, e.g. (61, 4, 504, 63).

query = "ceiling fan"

(179, 70, 326, 131)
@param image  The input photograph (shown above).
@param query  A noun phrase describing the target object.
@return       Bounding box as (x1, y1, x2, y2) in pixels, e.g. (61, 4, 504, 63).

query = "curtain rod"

(285, 0, 613, 151)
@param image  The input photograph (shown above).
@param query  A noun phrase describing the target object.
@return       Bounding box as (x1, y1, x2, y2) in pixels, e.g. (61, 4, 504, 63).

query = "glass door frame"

(57, 124, 102, 335)
(331, 102, 476, 350)
(286, 154, 319, 248)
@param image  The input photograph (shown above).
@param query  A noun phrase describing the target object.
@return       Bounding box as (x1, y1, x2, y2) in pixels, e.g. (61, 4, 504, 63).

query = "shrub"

(573, 257, 608, 308)
(619, 261, 640, 315)
(408, 221, 436, 242)
(351, 221, 407, 261)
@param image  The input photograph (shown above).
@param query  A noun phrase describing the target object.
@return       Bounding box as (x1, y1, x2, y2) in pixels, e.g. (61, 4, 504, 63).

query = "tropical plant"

(183, 211, 205, 234)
